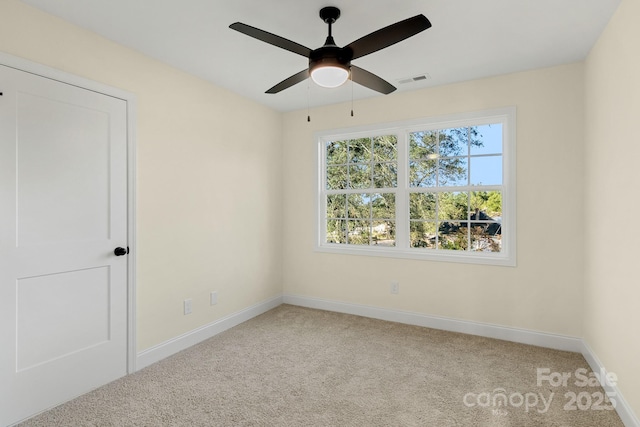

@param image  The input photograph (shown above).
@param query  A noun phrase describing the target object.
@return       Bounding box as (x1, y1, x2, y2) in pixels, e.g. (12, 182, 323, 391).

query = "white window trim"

(315, 107, 517, 267)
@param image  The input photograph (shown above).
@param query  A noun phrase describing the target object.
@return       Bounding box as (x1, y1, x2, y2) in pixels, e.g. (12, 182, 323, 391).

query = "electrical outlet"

(210, 291, 218, 306)
(390, 281, 399, 294)
(184, 298, 192, 315)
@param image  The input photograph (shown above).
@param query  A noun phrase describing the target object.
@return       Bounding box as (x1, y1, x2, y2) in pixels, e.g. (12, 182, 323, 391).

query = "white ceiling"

(19, 0, 620, 112)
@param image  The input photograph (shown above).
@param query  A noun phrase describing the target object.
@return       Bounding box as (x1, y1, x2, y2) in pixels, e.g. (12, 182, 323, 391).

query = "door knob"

(114, 247, 128, 256)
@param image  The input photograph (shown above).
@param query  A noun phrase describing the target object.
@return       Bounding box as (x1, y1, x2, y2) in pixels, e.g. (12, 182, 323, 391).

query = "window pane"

(409, 160, 436, 187)
(439, 127, 468, 157)
(471, 124, 502, 155)
(372, 220, 395, 247)
(326, 194, 346, 219)
(348, 138, 371, 164)
(410, 221, 436, 248)
(326, 165, 347, 190)
(409, 131, 437, 159)
(470, 155, 502, 186)
(470, 191, 502, 219)
(438, 222, 468, 251)
(347, 193, 369, 219)
(326, 140, 348, 165)
(373, 163, 397, 188)
(348, 220, 370, 245)
(371, 193, 395, 219)
(438, 192, 469, 221)
(471, 223, 502, 252)
(348, 164, 371, 189)
(438, 157, 468, 186)
(373, 135, 397, 161)
(326, 219, 347, 244)
(410, 193, 436, 220)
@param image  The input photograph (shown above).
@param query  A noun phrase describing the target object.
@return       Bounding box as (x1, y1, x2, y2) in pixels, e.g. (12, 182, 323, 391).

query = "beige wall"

(282, 63, 586, 337)
(0, 0, 283, 351)
(585, 0, 640, 416)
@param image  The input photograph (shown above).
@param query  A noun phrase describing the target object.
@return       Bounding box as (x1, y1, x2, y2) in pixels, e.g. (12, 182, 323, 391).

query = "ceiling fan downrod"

(320, 6, 341, 46)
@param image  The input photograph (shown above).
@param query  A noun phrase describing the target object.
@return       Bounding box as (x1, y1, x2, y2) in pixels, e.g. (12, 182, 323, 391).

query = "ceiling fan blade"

(350, 66, 396, 94)
(266, 69, 310, 94)
(230, 22, 312, 57)
(346, 15, 432, 60)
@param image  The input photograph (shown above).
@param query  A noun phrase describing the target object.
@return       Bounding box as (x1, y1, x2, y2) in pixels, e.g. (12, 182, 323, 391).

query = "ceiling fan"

(230, 7, 432, 95)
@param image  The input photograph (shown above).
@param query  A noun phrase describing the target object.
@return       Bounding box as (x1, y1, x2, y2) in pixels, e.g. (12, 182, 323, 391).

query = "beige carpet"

(20, 305, 624, 426)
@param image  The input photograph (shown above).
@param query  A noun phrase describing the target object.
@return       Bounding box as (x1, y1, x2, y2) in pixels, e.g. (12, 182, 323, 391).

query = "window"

(316, 107, 516, 266)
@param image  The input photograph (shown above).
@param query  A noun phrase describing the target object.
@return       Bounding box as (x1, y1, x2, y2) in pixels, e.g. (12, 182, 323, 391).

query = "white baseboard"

(283, 293, 638, 427)
(283, 293, 583, 352)
(136, 295, 283, 370)
(581, 341, 640, 427)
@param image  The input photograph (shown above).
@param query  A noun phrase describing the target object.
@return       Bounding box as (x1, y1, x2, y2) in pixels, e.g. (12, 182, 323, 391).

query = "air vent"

(397, 73, 431, 85)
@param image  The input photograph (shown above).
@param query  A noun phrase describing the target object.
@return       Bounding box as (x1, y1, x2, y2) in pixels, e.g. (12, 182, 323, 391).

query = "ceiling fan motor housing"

(309, 44, 353, 72)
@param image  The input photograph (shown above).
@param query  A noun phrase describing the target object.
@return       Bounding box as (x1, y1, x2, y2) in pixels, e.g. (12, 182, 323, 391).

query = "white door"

(0, 64, 129, 426)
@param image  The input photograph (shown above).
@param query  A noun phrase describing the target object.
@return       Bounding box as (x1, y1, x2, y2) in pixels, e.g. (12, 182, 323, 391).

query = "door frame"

(0, 51, 138, 373)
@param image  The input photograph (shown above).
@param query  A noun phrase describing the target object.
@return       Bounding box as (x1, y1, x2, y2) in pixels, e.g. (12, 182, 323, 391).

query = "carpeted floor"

(20, 304, 624, 426)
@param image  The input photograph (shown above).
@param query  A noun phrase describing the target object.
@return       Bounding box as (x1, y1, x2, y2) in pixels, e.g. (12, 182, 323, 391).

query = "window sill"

(315, 243, 516, 267)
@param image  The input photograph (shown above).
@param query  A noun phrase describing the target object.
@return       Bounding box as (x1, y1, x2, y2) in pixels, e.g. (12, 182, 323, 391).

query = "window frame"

(315, 107, 517, 267)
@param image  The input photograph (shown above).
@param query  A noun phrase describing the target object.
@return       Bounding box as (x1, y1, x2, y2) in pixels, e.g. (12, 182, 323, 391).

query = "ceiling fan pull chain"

(307, 80, 311, 122)
(350, 73, 354, 117)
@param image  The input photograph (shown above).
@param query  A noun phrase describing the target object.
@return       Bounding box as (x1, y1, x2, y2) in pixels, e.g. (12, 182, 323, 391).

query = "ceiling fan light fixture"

(310, 64, 350, 88)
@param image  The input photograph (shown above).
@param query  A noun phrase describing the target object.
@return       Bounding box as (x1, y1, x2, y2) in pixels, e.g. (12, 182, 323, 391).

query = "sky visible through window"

(471, 124, 503, 186)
